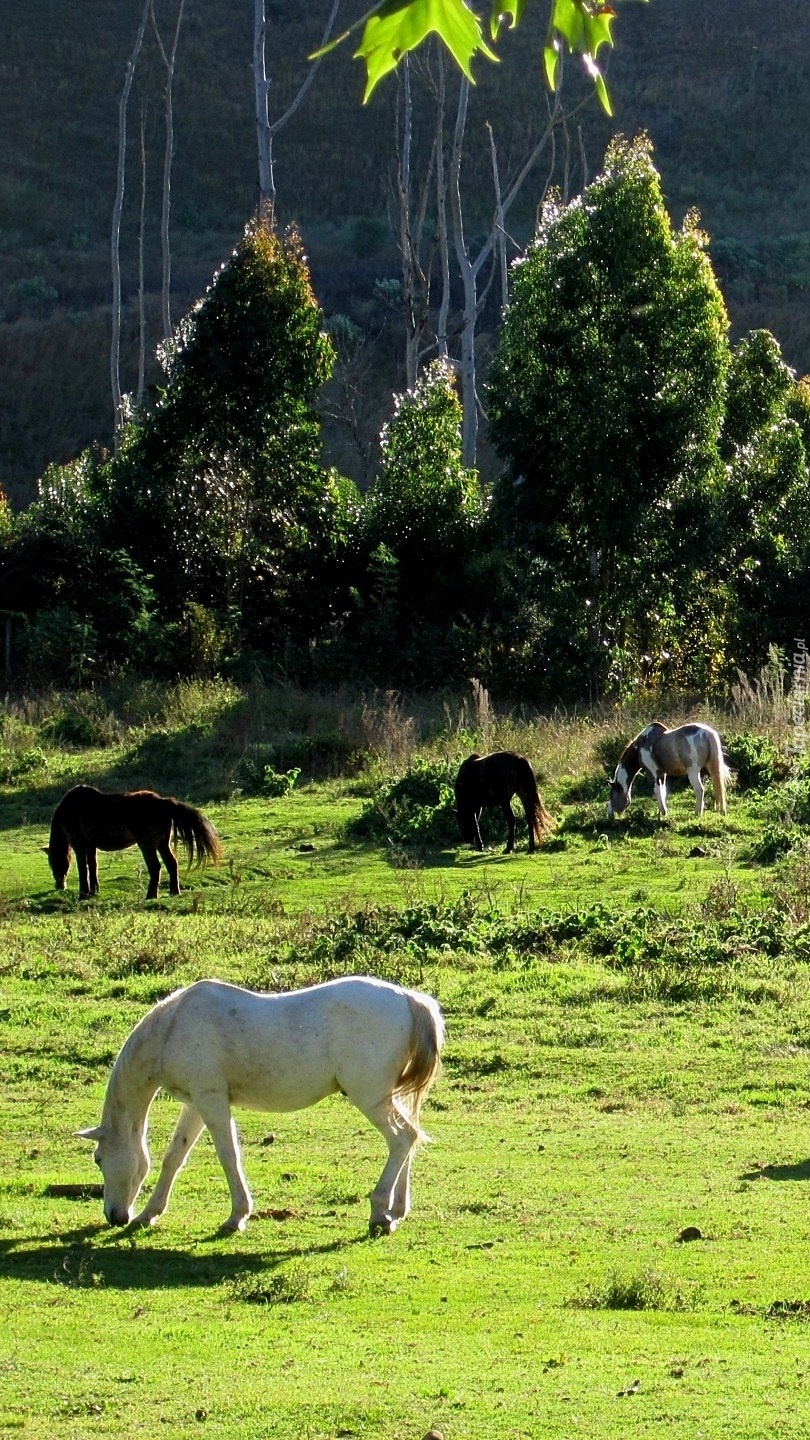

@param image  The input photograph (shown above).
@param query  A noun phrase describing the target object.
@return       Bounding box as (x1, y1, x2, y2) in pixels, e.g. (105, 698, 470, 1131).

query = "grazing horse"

(76, 975, 445, 1236)
(47, 784, 221, 899)
(607, 721, 729, 819)
(455, 750, 554, 853)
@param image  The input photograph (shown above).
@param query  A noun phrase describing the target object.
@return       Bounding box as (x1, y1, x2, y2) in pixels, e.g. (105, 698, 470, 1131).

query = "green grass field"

(3, 683, 810, 1438)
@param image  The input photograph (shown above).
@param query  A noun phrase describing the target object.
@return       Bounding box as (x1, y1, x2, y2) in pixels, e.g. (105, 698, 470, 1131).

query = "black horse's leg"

(158, 841, 181, 895)
(87, 847, 99, 895)
(520, 796, 536, 853)
(140, 845, 162, 900)
(502, 803, 516, 853)
(76, 848, 91, 899)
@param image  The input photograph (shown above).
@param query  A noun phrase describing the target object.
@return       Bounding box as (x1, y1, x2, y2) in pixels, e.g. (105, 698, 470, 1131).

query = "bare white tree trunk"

(396, 57, 437, 388)
(434, 48, 450, 361)
(487, 122, 509, 310)
(448, 78, 479, 467)
(447, 65, 579, 466)
(254, 0, 273, 214)
(137, 105, 147, 406)
(111, 0, 150, 439)
(256, 0, 341, 216)
(152, 0, 185, 344)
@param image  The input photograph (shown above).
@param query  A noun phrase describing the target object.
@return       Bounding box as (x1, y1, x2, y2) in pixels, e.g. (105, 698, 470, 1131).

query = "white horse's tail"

(394, 991, 445, 1134)
(707, 729, 730, 813)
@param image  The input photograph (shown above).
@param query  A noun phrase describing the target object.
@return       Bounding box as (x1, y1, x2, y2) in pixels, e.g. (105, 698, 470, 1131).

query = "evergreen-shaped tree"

(488, 134, 730, 697)
(105, 218, 348, 660)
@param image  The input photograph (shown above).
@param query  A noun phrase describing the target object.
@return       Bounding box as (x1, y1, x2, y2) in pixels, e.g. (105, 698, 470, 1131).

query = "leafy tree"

(721, 329, 795, 457)
(352, 359, 484, 682)
(487, 133, 731, 699)
(718, 332, 810, 669)
(0, 451, 156, 684)
(104, 218, 347, 662)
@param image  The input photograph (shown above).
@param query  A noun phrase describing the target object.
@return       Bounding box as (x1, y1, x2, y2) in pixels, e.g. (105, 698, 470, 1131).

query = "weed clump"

(572, 1267, 694, 1312)
(347, 756, 458, 847)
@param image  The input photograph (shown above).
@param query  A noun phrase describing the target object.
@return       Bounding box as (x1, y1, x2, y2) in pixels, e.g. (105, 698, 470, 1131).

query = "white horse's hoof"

(131, 1211, 160, 1228)
(220, 1215, 249, 1234)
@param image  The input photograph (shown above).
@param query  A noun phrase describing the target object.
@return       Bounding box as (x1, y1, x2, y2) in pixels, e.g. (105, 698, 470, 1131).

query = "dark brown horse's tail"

(169, 801, 222, 868)
(519, 762, 555, 848)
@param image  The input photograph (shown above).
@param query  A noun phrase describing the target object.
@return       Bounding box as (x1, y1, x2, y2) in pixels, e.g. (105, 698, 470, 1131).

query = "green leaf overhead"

(355, 0, 497, 99)
(322, 0, 637, 104)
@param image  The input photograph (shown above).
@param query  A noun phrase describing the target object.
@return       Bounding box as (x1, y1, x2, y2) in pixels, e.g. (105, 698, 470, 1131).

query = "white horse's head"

(76, 1123, 150, 1226)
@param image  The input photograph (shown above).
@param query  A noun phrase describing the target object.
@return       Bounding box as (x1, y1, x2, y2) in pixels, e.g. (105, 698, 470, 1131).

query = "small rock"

(261, 1133, 276, 1146)
(422, 1431, 444, 1440)
(676, 1225, 704, 1243)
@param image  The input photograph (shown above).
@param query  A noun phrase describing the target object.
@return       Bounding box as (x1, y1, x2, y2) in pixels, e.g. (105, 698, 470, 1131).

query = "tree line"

(2, 135, 808, 704)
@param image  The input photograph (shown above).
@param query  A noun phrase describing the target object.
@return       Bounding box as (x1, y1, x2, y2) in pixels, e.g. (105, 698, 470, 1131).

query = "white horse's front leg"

(132, 1104, 206, 1227)
(197, 1097, 253, 1233)
(365, 1100, 420, 1235)
(688, 767, 705, 817)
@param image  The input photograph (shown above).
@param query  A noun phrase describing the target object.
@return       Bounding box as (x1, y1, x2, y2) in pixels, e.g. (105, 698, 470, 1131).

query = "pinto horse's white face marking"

(607, 768, 631, 817)
(76, 1124, 150, 1226)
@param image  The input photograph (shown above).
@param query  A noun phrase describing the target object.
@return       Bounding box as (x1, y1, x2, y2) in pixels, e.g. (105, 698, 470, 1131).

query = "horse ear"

(42, 847, 50, 855)
(75, 1126, 104, 1142)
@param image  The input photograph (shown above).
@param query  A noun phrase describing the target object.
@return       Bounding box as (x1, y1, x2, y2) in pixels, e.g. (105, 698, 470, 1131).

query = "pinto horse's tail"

(706, 730, 730, 815)
(169, 801, 223, 868)
(395, 991, 446, 1137)
(518, 761, 556, 847)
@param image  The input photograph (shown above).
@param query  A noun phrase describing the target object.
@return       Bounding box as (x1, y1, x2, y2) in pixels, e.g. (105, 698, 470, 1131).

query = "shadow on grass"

(740, 1158, 810, 1182)
(0, 1226, 368, 1289)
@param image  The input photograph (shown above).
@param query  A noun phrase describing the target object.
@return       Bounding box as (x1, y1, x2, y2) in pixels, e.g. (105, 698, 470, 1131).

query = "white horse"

(77, 975, 444, 1236)
(607, 721, 729, 819)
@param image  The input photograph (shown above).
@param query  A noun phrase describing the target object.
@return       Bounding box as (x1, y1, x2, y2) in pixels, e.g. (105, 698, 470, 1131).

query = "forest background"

(2, 0, 810, 708)
(2, 0, 809, 503)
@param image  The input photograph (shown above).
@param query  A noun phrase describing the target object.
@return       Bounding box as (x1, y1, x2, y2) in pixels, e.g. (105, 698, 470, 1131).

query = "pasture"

(3, 681, 810, 1439)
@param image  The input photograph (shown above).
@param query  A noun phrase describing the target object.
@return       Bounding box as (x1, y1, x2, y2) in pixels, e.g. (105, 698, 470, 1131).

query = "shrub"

(725, 731, 791, 789)
(347, 756, 459, 847)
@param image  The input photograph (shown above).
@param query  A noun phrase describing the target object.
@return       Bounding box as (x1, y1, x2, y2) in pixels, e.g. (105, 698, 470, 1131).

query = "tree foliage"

(488, 134, 731, 697)
(351, 359, 484, 682)
(103, 218, 348, 660)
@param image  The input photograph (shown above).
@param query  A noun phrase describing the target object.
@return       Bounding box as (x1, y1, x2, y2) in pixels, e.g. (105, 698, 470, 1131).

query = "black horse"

(454, 751, 554, 854)
(47, 784, 222, 899)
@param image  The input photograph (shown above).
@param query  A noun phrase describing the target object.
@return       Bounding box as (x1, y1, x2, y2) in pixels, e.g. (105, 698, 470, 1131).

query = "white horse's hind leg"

(688, 767, 705, 817)
(654, 775, 668, 816)
(364, 1098, 420, 1235)
(132, 1104, 206, 1227)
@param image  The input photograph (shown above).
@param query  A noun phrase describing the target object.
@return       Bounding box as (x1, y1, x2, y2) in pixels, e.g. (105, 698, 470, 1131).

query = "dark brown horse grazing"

(47, 785, 222, 900)
(454, 751, 554, 854)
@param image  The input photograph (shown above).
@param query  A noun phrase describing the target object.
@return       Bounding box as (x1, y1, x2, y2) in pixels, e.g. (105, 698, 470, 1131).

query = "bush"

(725, 731, 791, 789)
(348, 756, 458, 847)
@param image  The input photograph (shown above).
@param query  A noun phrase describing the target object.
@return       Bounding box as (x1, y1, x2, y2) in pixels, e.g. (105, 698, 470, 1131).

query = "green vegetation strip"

(4, 691, 810, 1436)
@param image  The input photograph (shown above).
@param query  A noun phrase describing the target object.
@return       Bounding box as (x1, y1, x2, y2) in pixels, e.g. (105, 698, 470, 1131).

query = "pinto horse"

(607, 721, 729, 819)
(454, 750, 554, 853)
(76, 975, 445, 1236)
(47, 784, 222, 899)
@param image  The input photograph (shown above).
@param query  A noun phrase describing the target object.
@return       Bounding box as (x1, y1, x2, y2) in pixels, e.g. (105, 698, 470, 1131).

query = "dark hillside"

(1, 0, 809, 504)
